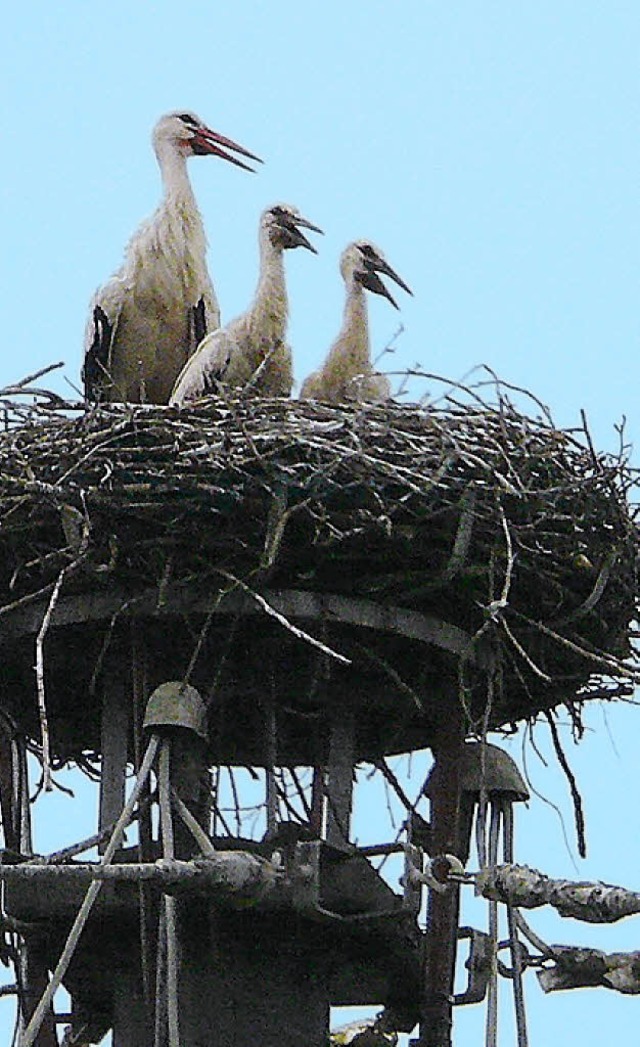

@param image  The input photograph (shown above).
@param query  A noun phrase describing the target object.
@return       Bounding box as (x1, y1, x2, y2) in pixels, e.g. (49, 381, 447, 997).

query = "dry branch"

(0, 375, 635, 747)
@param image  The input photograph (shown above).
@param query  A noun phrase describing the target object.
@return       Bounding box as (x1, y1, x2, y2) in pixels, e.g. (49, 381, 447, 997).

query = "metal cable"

(159, 741, 180, 1047)
(503, 802, 528, 1047)
(484, 803, 501, 1047)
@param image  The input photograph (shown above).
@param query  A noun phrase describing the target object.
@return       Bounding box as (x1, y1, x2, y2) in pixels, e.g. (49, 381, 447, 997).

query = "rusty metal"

(423, 742, 529, 804)
(419, 701, 468, 1047)
(453, 928, 493, 1006)
(143, 681, 208, 740)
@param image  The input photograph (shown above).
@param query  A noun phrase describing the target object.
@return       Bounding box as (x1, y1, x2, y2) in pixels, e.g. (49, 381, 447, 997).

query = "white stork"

(300, 240, 412, 404)
(83, 110, 261, 404)
(169, 204, 322, 405)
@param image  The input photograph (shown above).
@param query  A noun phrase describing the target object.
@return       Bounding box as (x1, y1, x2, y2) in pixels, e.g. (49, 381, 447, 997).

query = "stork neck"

(254, 240, 287, 318)
(155, 141, 198, 208)
(340, 280, 370, 364)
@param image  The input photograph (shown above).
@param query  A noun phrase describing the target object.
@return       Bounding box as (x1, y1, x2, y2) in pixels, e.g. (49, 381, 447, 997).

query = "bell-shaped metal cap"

(143, 682, 208, 741)
(424, 742, 529, 802)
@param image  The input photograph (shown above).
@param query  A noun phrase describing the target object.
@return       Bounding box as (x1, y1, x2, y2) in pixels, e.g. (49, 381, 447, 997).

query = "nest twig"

(0, 370, 636, 738)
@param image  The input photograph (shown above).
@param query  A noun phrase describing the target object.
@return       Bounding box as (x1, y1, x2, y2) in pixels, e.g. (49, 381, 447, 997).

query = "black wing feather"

(83, 305, 113, 402)
(192, 297, 208, 348)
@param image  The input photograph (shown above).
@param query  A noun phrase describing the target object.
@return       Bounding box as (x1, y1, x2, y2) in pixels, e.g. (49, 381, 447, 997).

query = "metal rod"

(503, 802, 528, 1047)
(159, 742, 180, 1047)
(265, 699, 278, 837)
(17, 738, 32, 856)
(484, 803, 501, 1047)
(325, 712, 355, 847)
(421, 699, 467, 1047)
(131, 625, 155, 1022)
(475, 785, 488, 871)
(310, 767, 324, 837)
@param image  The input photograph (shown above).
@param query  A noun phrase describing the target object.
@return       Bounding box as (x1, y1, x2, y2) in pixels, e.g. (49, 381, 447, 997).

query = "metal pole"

(420, 699, 467, 1047)
(159, 741, 180, 1047)
(484, 803, 501, 1047)
(503, 802, 528, 1047)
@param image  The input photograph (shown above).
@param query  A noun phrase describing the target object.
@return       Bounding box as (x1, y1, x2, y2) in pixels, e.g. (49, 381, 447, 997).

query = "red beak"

(192, 127, 263, 171)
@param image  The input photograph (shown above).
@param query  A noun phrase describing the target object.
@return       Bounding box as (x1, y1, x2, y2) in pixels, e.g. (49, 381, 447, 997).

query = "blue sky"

(2, 3, 640, 1043)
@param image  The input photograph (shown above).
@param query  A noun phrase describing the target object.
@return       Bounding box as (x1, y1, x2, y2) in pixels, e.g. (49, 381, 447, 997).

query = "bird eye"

(359, 243, 376, 258)
(178, 114, 199, 128)
(270, 206, 286, 217)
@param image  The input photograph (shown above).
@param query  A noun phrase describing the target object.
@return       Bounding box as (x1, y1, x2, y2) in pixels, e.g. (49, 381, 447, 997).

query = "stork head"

(340, 241, 413, 309)
(152, 111, 262, 171)
(261, 204, 323, 253)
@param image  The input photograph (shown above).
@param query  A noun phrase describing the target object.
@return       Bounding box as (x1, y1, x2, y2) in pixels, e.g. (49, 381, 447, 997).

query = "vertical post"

(130, 626, 155, 1020)
(325, 710, 355, 848)
(264, 697, 278, 839)
(420, 699, 467, 1047)
(170, 730, 209, 858)
(309, 767, 324, 838)
(0, 714, 17, 851)
(99, 665, 129, 853)
(20, 943, 58, 1047)
(141, 683, 209, 1047)
(8, 730, 58, 1047)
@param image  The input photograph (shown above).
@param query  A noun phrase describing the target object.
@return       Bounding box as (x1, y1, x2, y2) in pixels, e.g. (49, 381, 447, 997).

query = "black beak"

(359, 269, 400, 308)
(280, 213, 324, 253)
(358, 252, 413, 308)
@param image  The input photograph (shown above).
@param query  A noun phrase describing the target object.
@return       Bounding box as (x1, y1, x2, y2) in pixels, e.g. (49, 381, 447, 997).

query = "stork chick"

(83, 111, 262, 404)
(300, 241, 412, 404)
(170, 204, 322, 404)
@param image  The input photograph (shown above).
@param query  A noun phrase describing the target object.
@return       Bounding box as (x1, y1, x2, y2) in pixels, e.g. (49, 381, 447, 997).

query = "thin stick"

(287, 767, 313, 822)
(34, 566, 70, 792)
(36, 798, 151, 864)
(501, 618, 552, 682)
(20, 734, 159, 1047)
(6, 362, 64, 391)
(215, 571, 350, 665)
(375, 759, 414, 812)
(171, 789, 216, 858)
(545, 711, 587, 858)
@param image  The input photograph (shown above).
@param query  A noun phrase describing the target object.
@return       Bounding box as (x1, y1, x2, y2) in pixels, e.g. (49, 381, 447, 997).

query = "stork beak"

(359, 253, 413, 308)
(192, 126, 263, 171)
(283, 214, 324, 253)
(360, 269, 401, 308)
(373, 257, 413, 297)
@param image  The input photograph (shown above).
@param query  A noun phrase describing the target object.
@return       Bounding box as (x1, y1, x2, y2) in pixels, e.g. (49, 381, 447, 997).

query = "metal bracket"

(453, 926, 493, 1005)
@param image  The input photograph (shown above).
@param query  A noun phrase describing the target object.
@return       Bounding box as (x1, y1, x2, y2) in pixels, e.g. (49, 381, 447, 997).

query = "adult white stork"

(83, 110, 261, 404)
(170, 204, 322, 404)
(300, 241, 412, 404)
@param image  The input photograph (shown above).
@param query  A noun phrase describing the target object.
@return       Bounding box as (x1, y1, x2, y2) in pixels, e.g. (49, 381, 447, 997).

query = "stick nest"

(0, 371, 638, 732)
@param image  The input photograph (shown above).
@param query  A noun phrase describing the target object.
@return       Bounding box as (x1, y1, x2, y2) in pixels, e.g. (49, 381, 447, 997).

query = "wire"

(159, 741, 180, 1047)
(503, 802, 528, 1047)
